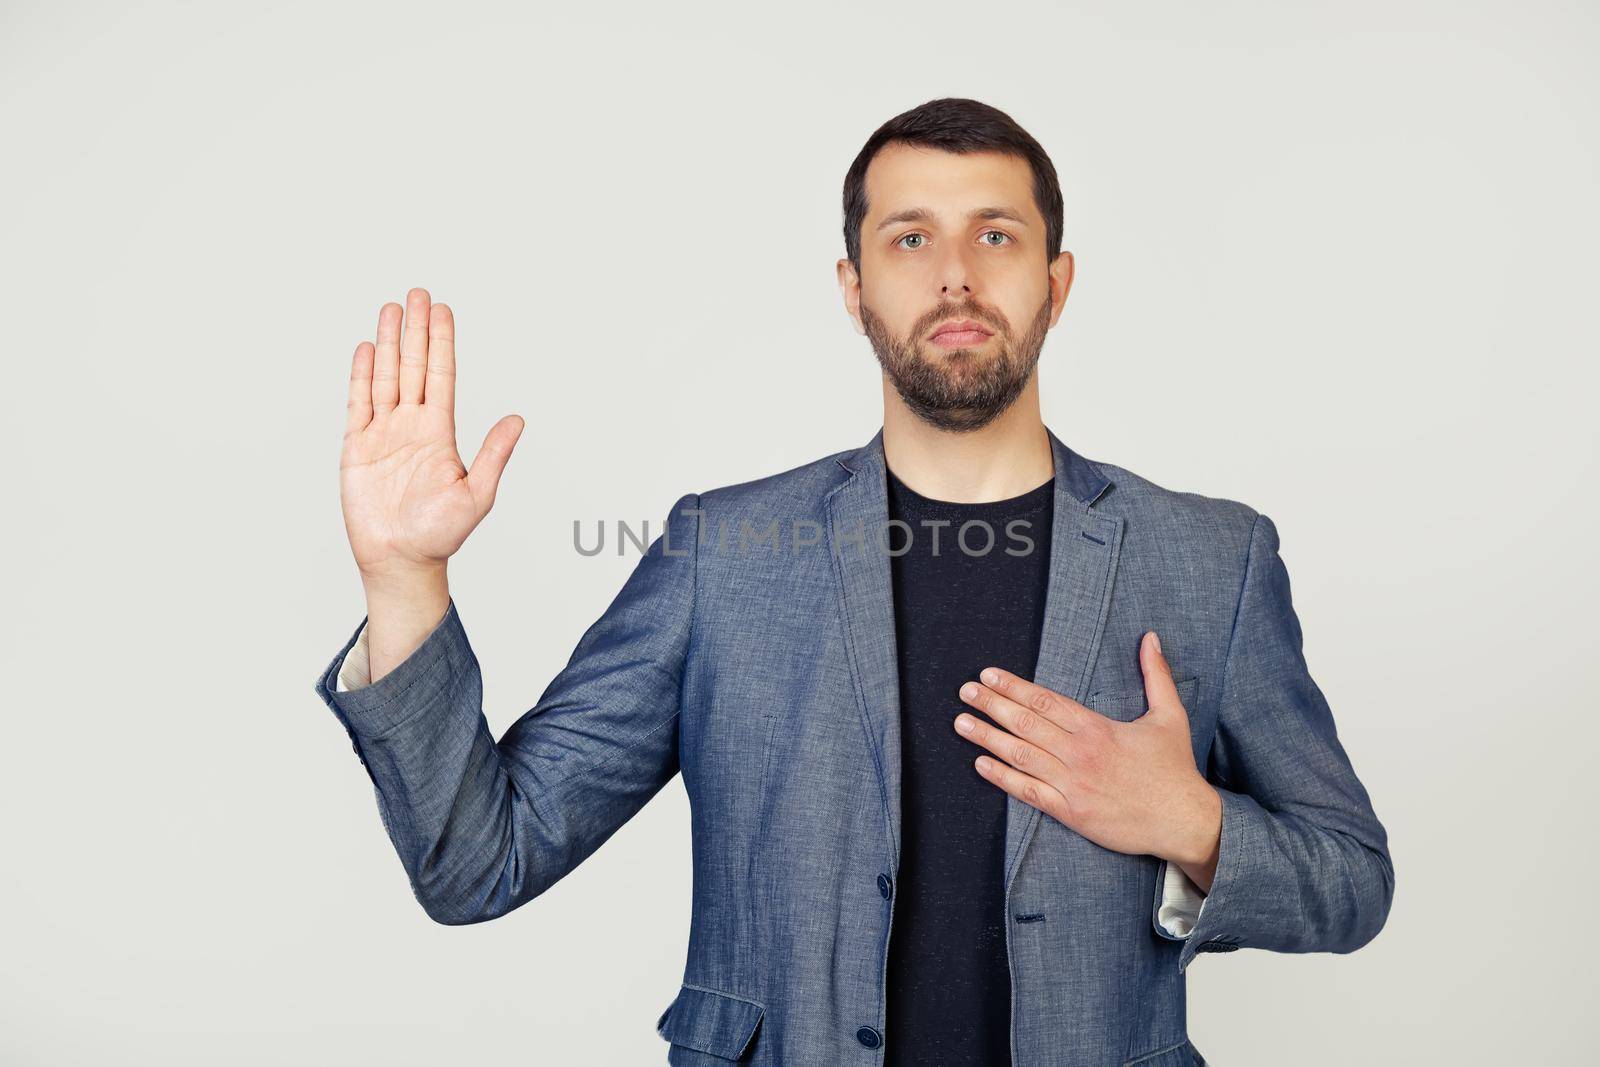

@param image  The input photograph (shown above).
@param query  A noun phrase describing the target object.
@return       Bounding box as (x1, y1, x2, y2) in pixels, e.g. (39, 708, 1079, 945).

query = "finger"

(974, 755, 1070, 826)
(970, 666, 1091, 732)
(372, 301, 402, 412)
(958, 678, 1075, 753)
(466, 414, 525, 515)
(346, 341, 374, 434)
(425, 302, 456, 413)
(1140, 630, 1183, 712)
(953, 702, 1067, 783)
(398, 287, 431, 405)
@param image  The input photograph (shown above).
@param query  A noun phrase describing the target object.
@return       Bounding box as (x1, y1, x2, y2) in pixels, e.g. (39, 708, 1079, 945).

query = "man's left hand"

(953, 630, 1222, 890)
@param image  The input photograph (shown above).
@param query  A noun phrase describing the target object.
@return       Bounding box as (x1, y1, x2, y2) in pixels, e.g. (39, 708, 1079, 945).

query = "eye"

(896, 230, 1014, 251)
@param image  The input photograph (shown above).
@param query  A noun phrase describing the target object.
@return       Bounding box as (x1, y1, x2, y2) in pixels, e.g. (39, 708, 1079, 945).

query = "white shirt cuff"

(1157, 858, 1207, 938)
(335, 621, 372, 692)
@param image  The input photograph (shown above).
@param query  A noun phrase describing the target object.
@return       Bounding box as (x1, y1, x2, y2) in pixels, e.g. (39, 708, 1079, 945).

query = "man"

(315, 98, 1394, 1066)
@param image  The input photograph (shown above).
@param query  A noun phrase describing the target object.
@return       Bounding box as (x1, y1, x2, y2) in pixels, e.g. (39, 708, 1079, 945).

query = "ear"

(1047, 249, 1075, 328)
(837, 257, 866, 336)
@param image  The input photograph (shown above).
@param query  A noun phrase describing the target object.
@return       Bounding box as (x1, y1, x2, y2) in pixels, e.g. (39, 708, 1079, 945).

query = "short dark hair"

(842, 97, 1064, 274)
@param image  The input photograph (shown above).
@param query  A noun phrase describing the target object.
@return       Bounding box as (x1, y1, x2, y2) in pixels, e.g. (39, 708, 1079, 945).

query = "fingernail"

(1151, 631, 1162, 655)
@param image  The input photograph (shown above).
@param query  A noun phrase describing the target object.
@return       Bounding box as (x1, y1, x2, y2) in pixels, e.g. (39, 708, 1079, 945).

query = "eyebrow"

(874, 206, 1032, 232)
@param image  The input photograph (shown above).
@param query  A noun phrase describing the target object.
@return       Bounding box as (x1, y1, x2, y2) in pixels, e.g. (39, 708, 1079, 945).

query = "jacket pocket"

(656, 982, 765, 1062)
(1091, 676, 1201, 722)
(1124, 1036, 1196, 1066)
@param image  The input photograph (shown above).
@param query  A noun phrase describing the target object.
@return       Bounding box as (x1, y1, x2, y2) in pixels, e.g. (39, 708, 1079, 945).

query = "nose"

(936, 241, 977, 297)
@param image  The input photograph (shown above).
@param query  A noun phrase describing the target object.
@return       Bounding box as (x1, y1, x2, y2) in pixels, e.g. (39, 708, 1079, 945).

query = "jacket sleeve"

(1169, 511, 1395, 971)
(312, 492, 702, 925)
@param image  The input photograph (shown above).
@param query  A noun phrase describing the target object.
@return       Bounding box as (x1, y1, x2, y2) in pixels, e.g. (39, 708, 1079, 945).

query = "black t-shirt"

(882, 465, 1055, 1067)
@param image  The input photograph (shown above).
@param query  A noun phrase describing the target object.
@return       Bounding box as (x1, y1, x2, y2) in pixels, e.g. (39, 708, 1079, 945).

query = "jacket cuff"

(1176, 786, 1262, 971)
(313, 597, 467, 739)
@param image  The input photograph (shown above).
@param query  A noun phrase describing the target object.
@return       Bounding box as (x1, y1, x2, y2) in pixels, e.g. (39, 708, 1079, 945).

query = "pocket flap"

(1091, 675, 1201, 721)
(1124, 1036, 1197, 1066)
(656, 983, 765, 1060)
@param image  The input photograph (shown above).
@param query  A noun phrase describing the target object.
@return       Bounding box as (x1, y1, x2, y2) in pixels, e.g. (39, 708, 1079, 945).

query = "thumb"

(1139, 630, 1184, 717)
(466, 414, 525, 515)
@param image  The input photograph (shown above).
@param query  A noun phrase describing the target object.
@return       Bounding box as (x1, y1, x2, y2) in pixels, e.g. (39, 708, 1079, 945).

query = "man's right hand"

(338, 287, 524, 681)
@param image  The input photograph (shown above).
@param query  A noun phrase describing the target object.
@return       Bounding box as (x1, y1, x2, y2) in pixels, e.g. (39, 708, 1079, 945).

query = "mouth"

(928, 319, 994, 347)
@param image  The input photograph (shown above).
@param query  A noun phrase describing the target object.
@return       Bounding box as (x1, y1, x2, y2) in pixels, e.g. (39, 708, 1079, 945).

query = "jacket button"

(856, 1026, 882, 1049)
(877, 874, 892, 899)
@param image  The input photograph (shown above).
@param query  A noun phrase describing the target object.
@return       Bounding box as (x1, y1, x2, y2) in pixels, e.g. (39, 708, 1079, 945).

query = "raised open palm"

(340, 288, 524, 578)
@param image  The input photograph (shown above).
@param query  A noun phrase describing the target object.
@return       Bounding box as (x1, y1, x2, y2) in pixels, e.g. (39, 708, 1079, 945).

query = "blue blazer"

(315, 426, 1394, 1067)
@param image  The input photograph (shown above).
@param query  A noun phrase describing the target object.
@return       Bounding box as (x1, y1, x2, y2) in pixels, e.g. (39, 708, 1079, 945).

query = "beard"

(861, 292, 1053, 433)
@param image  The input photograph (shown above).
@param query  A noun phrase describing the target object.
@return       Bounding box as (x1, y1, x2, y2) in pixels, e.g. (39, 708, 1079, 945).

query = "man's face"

(839, 143, 1073, 433)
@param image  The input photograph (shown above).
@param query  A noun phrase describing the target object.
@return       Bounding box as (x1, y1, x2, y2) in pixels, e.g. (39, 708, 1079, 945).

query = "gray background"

(2, 0, 1595, 1063)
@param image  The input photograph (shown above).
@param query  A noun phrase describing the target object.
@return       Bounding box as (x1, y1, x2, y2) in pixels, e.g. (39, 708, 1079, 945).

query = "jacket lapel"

(1004, 429, 1121, 888)
(824, 426, 1121, 885)
(824, 429, 904, 865)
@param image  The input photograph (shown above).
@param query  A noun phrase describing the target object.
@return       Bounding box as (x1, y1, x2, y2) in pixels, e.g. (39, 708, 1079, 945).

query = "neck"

(880, 376, 1054, 503)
